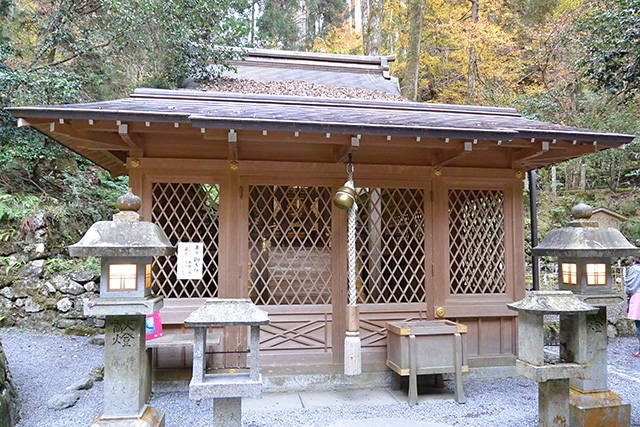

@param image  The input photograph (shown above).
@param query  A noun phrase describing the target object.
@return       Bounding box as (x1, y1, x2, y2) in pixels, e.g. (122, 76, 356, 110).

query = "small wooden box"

(386, 320, 468, 405)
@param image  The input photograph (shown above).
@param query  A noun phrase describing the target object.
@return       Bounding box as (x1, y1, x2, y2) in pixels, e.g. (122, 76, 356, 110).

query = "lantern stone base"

(570, 388, 630, 427)
(90, 406, 165, 427)
(539, 379, 570, 427)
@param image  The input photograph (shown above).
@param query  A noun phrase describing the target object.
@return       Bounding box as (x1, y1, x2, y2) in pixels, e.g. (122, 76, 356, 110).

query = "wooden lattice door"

(356, 186, 428, 352)
(248, 185, 333, 360)
(448, 189, 506, 295)
(151, 182, 220, 298)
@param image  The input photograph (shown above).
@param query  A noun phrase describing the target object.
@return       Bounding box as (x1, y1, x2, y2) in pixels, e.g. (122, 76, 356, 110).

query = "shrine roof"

(9, 88, 634, 143)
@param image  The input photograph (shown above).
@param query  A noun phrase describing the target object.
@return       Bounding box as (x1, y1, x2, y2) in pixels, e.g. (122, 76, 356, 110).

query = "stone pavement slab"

(243, 392, 303, 412)
(299, 388, 397, 408)
(327, 418, 453, 427)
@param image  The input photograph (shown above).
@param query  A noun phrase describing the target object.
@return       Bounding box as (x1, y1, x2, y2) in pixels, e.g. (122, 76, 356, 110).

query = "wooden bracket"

(118, 124, 143, 151)
(48, 122, 129, 151)
(512, 141, 550, 165)
(334, 137, 360, 163)
(435, 142, 473, 167)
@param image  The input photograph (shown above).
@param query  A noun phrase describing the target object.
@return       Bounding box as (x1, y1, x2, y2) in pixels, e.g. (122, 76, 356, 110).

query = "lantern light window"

(145, 264, 151, 288)
(586, 263, 607, 286)
(561, 263, 577, 285)
(108, 264, 138, 291)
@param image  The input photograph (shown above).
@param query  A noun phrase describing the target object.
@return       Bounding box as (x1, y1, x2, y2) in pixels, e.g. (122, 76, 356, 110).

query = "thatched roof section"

(200, 78, 405, 102)
(215, 48, 403, 97)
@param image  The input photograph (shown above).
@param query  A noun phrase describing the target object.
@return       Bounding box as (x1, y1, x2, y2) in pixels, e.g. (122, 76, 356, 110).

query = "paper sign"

(176, 242, 204, 280)
(145, 311, 163, 340)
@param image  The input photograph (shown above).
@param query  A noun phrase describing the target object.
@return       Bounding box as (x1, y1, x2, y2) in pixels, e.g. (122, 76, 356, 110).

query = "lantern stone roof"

(69, 218, 175, 257)
(184, 299, 269, 327)
(507, 291, 598, 315)
(532, 203, 639, 258)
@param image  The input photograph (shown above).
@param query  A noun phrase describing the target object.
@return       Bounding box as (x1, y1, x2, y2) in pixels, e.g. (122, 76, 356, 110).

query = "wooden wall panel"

(136, 159, 525, 371)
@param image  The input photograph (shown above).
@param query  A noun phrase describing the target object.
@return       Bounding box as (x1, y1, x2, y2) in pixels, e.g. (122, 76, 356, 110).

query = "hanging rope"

(343, 157, 361, 376)
(347, 162, 358, 308)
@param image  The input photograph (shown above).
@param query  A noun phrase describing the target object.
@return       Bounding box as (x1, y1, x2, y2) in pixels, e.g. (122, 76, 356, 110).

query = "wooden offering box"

(386, 320, 468, 405)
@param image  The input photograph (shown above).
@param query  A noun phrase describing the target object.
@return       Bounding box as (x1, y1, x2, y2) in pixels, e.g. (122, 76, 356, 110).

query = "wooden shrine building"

(8, 49, 635, 375)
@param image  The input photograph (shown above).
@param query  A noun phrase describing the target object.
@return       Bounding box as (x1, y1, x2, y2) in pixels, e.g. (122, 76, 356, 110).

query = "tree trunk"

(363, 0, 383, 56)
(467, 0, 479, 104)
(250, 0, 256, 45)
(402, 0, 423, 101)
(295, 0, 309, 47)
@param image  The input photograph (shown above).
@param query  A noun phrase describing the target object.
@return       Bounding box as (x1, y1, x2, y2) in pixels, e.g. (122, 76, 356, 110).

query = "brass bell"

(333, 185, 357, 211)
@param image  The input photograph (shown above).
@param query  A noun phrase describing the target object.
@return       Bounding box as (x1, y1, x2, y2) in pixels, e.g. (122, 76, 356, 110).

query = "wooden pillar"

(219, 164, 244, 367)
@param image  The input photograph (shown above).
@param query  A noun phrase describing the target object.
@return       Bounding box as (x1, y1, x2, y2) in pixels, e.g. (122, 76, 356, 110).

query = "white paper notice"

(176, 242, 204, 280)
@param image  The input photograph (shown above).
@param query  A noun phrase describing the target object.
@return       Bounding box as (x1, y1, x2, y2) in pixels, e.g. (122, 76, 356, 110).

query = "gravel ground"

(2, 328, 639, 427)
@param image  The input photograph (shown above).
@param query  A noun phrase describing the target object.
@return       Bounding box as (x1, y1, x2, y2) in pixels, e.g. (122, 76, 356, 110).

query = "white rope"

(347, 178, 357, 307)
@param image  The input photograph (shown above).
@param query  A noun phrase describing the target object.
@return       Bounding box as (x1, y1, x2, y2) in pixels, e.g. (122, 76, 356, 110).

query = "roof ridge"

(229, 47, 396, 65)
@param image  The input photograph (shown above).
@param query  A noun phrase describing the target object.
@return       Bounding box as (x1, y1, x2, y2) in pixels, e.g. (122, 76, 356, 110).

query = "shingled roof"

(10, 88, 633, 142)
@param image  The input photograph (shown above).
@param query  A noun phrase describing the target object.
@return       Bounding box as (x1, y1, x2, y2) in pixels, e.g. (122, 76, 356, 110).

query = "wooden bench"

(146, 332, 221, 349)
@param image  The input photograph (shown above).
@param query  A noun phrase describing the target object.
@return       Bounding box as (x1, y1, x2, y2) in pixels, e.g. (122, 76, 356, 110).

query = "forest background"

(1, 0, 640, 280)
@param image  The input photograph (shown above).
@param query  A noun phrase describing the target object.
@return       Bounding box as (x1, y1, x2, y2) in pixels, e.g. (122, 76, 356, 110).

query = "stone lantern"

(532, 202, 639, 427)
(508, 291, 596, 427)
(69, 190, 175, 427)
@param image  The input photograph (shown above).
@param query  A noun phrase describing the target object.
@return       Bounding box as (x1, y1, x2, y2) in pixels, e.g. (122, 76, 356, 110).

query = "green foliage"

(577, 0, 640, 99)
(257, 0, 300, 48)
(0, 190, 39, 221)
(45, 256, 99, 275)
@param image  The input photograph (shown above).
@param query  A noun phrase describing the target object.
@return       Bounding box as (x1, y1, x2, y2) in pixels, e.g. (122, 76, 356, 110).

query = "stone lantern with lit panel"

(69, 190, 175, 427)
(532, 202, 639, 427)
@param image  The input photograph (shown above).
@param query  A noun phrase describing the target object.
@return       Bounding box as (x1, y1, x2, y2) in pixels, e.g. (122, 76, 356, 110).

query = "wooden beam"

(333, 137, 360, 163)
(46, 122, 129, 150)
(77, 141, 134, 150)
(118, 124, 143, 151)
(512, 141, 550, 165)
(517, 145, 599, 168)
(434, 142, 473, 167)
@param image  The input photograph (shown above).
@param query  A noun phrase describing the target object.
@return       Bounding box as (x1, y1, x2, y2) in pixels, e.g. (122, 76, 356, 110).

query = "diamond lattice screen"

(151, 183, 220, 298)
(248, 186, 332, 305)
(448, 189, 506, 294)
(356, 188, 426, 304)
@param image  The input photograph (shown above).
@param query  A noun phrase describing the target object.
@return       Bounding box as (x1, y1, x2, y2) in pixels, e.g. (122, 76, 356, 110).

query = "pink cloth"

(629, 293, 640, 321)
